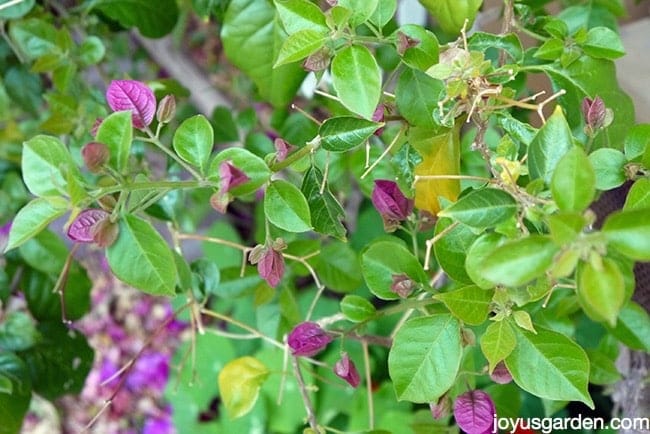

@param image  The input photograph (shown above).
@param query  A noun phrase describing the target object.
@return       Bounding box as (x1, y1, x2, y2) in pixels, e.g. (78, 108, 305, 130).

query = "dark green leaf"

(264, 180, 312, 233)
(0, 312, 40, 352)
(496, 112, 537, 147)
(396, 68, 444, 129)
(395, 24, 439, 70)
(435, 285, 492, 326)
(191, 258, 221, 297)
(96, 110, 133, 174)
(301, 166, 346, 240)
(78, 36, 106, 65)
(528, 106, 573, 185)
(331, 45, 381, 119)
(602, 209, 650, 261)
(5, 197, 67, 252)
(468, 32, 523, 62)
(0, 352, 31, 434)
(588, 148, 626, 190)
(434, 218, 477, 284)
(577, 258, 625, 326)
(439, 188, 518, 228)
(172, 114, 214, 174)
(93, 0, 179, 38)
(107, 214, 178, 296)
(9, 18, 60, 60)
(550, 146, 595, 212)
(19, 229, 68, 275)
(314, 242, 362, 293)
(340, 295, 376, 322)
(388, 314, 462, 402)
(4, 66, 42, 115)
(212, 106, 239, 143)
(319, 116, 381, 152)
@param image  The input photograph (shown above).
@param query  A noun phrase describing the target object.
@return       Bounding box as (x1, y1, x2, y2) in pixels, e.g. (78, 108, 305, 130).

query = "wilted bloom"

(82, 142, 110, 173)
(397, 31, 420, 56)
(334, 352, 360, 387)
(303, 47, 331, 72)
(453, 390, 496, 434)
(156, 95, 176, 124)
(209, 191, 229, 214)
(490, 361, 512, 384)
(391, 274, 416, 298)
(287, 322, 332, 357)
(219, 161, 250, 194)
(249, 240, 286, 288)
(67, 209, 110, 243)
(106, 80, 156, 129)
(430, 393, 451, 420)
(371, 180, 413, 231)
(581, 96, 610, 134)
(92, 218, 119, 248)
(372, 105, 385, 136)
(274, 138, 294, 162)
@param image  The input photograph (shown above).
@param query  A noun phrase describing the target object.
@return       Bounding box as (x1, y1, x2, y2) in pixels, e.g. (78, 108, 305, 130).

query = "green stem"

(270, 142, 318, 172)
(90, 180, 216, 200)
(141, 128, 203, 180)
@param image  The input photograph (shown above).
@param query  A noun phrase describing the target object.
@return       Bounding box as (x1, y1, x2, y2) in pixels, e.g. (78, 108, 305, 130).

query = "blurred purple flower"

(126, 351, 170, 392)
(106, 80, 156, 129)
(67, 209, 110, 243)
(274, 138, 294, 162)
(371, 180, 413, 231)
(390, 274, 416, 298)
(143, 410, 174, 434)
(430, 393, 451, 420)
(372, 105, 385, 136)
(288, 322, 332, 357)
(453, 390, 496, 434)
(334, 352, 360, 387)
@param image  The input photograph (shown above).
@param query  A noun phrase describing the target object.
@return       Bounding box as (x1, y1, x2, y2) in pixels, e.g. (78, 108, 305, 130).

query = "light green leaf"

(107, 214, 177, 296)
(586, 349, 621, 385)
(480, 235, 559, 287)
(505, 326, 594, 408)
(172, 114, 214, 174)
(338, 0, 379, 27)
(434, 218, 477, 284)
(9, 18, 60, 60)
(468, 31, 523, 62)
(396, 68, 444, 129)
(319, 116, 381, 152)
(512, 311, 536, 333)
(480, 320, 516, 372)
(78, 36, 106, 66)
(301, 166, 346, 240)
(439, 188, 517, 228)
(465, 232, 503, 289)
(388, 314, 462, 402)
(362, 239, 428, 300)
(331, 45, 381, 119)
(435, 285, 492, 326)
(340, 295, 376, 322)
(606, 302, 650, 352)
(218, 356, 269, 419)
(369, 0, 396, 28)
(5, 198, 67, 252)
(623, 123, 650, 161)
(0, 0, 34, 19)
(624, 178, 650, 210)
(588, 148, 626, 190)
(602, 209, 650, 261)
(92, 0, 179, 38)
(22, 135, 78, 197)
(209, 148, 271, 196)
(314, 242, 362, 293)
(551, 146, 595, 212)
(582, 26, 625, 59)
(418, 0, 482, 34)
(578, 258, 625, 326)
(528, 106, 573, 185)
(395, 24, 439, 70)
(96, 110, 133, 173)
(275, 29, 326, 67)
(274, 0, 328, 34)
(264, 180, 312, 233)
(222, 0, 306, 107)
(546, 212, 586, 245)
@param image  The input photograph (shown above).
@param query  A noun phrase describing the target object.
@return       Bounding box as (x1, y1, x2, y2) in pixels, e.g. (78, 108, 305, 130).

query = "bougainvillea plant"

(1, 0, 650, 433)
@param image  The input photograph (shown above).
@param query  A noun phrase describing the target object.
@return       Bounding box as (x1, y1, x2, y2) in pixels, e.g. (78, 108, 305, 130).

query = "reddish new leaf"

(453, 390, 495, 434)
(106, 80, 156, 129)
(67, 209, 110, 243)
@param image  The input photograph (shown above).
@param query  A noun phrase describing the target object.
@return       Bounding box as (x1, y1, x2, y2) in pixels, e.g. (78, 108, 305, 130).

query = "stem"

(361, 126, 403, 179)
(177, 232, 249, 251)
(200, 308, 285, 350)
(362, 341, 374, 430)
(423, 221, 460, 271)
(141, 128, 203, 180)
(270, 142, 318, 172)
(292, 356, 321, 433)
(90, 180, 215, 201)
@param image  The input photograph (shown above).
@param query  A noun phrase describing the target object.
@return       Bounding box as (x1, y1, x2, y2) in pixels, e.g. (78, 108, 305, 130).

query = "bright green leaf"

(0, 0, 35, 19)
(439, 188, 518, 228)
(586, 349, 621, 385)
(418, 0, 482, 34)
(331, 45, 381, 119)
(218, 356, 269, 419)
(578, 258, 625, 326)
(528, 106, 573, 185)
(173, 114, 214, 174)
(623, 123, 650, 161)
(395, 24, 439, 70)
(275, 29, 326, 67)
(468, 31, 523, 62)
(369, 0, 396, 28)
(340, 295, 376, 322)
(465, 232, 503, 289)
(582, 26, 625, 59)
(22, 135, 78, 197)
(480, 320, 516, 372)
(602, 209, 650, 261)
(551, 146, 595, 212)
(434, 218, 477, 283)
(314, 242, 362, 293)
(319, 116, 381, 152)
(338, 0, 379, 27)
(396, 68, 444, 129)
(624, 178, 650, 210)
(96, 110, 133, 174)
(5, 197, 67, 252)
(78, 36, 106, 66)
(606, 302, 650, 352)
(264, 180, 312, 233)
(435, 285, 492, 326)
(274, 0, 328, 34)
(588, 148, 626, 190)
(9, 18, 60, 60)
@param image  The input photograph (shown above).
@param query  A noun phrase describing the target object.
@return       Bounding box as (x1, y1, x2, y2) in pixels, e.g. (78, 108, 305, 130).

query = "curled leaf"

(106, 80, 156, 129)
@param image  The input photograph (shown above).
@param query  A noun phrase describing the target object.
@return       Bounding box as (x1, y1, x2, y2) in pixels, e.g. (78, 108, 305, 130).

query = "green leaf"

(5, 197, 67, 252)
(209, 147, 271, 196)
(465, 232, 503, 289)
(396, 68, 444, 129)
(0, 312, 40, 352)
(92, 0, 179, 38)
(0, 352, 31, 434)
(577, 258, 625, 326)
(301, 166, 346, 240)
(319, 116, 381, 152)
(606, 302, 650, 352)
(218, 356, 269, 419)
(433, 218, 477, 283)
(434, 285, 492, 326)
(480, 320, 516, 372)
(546, 212, 586, 245)
(20, 323, 93, 401)
(172, 114, 214, 174)
(19, 229, 68, 275)
(582, 26, 625, 59)
(222, 0, 306, 106)
(624, 178, 650, 210)
(550, 146, 595, 212)
(22, 135, 78, 197)
(264, 180, 312, 233)
(314, 242, 362, 293)
(505, 326, 593, 408)
(528, 106, 573, 185)
(361, 239, 428, 300)
(0, 0, 34, 19)
(534, 38, 565, 60)
(338, 0, 379, 27)
(586, 349, 621, 385)
(602, 209, 650, 261)
(4, 66, 42, 116)
(275, 29, 326, 67)
(369, 0, 396, 28)
(78, 36, 105, 66)
(331, 45, 381, 119)
(212, 106, 239, 143)
(340, 295, 376, 322)
(388, 314, 462, 402)
(274, 0, 328, 34)
(588, 148, 626, 190)
(107, 214, 178, 296)
(468, 32, 523, 62)
(96, 110, 133, 173)
(418, 0, 482, 34)
(623, 123, 650, 161)
(439, 188, 517, 228)
(9, 18, 60, 60)
(395, 24, 439, 70)
(480, 235, 559, 287)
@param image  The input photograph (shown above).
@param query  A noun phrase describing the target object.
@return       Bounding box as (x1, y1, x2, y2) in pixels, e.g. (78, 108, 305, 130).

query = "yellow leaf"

(411, 123, 462, 215)
(218, 356, 269, 419)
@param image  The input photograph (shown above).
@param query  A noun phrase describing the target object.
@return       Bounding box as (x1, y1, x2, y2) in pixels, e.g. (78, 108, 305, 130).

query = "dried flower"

(274, 138, 294, 162)
(248, 242, 285, 288)
(453, 390, 496, 434)
(106, 80, 156, 129)
(371, 180, 413, 231)
(209, 191, 229, 214)
(81, 142, 110, 173)
(219, 161, 250, 194)
(303, 47, 331, 72)
(92, 218, 119, 248)
(489, 361, 512, 384)
(287, 322, 332, 357)
(390, 274, 416, 298)
(67, 209, 110, 243)
(156, 95, 176, 124)
(430, 393, 451, 420)
(397, 31, 420, 56)
(334, 352, 360, 387)
(91, 117, 103, 137)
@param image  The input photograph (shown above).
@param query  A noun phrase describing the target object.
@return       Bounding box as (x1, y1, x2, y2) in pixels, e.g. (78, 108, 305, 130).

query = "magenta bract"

(371, 180, 413, 231)
(106, 80, 156, 129)
(67, 209, 110, 243)
(453, 390, 496, 434)
(490, 361, 512, 384)
(334, 352, 360, 387)
(581, 96, 606, 131)
(287, 322, 332, 357)
(257, 247, 285, 288)
(219, 161, 250, 194)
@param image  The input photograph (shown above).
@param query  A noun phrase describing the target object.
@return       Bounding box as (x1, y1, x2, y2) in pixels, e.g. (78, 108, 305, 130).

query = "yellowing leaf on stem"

(218, 356, 270, 419)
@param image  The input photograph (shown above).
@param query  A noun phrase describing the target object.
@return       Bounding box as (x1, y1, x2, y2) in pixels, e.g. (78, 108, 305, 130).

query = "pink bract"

(67, 209, 110, 243)
(106, 80, 156, 129)
(453, 390, 496, 434)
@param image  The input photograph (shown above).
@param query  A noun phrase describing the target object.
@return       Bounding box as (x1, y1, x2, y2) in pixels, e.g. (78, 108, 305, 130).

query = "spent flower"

(82, 142, 110, 173)
(334, 352, 360, 388)
(249, 240, 286, 288)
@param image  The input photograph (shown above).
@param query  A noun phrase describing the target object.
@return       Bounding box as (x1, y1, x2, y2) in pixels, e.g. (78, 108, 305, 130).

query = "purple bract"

(106, 80, 156, 129)
(287, 322, 332, 357)
(334, 352, 360, 387)
(67, 209, 110, 243)
(371, 180, 413, 231)
(453, 390, 496, 434)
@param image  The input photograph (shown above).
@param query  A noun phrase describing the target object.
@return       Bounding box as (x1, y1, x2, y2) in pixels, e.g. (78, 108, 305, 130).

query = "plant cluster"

(1, 0, 650, 433)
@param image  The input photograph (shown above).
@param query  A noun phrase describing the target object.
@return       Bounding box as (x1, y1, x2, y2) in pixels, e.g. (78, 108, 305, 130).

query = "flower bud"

(156, 95, 176, 124)
(209, 191, 230, 214)
(397, 31, 420, 56)
(67, 209, 110, 243)
(249, 239, 286, 288)
(82, 142, 110, 173)
(92, 218, 119, 248)
(581, 96, 607, 134)
(287, 322, 332, 357)
(274, 138, 294, 162)
(371, 180, 413, 231)
(453, 390, 495, 434)
(334, 352, 360, 388)
(489, 361, 512, 384)
(430, 393, 451, 420)
(390, 274, 416, 298)
(219, 161, 250, 194)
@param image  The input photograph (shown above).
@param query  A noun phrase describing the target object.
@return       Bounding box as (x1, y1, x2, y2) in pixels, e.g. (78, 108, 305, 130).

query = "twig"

(292, 356, 321, 433)
(423, 221, 460, 270)
(362, 341, 374, 430)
